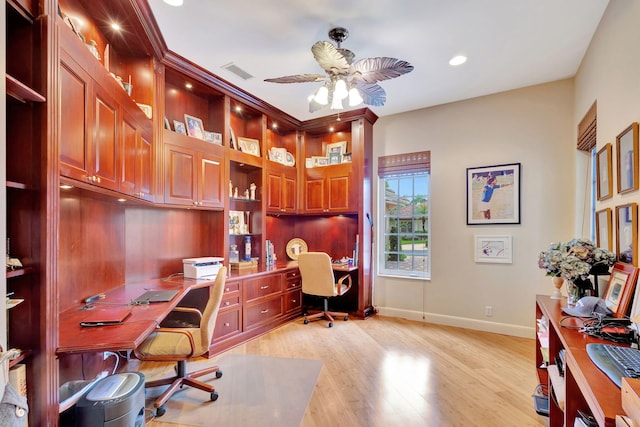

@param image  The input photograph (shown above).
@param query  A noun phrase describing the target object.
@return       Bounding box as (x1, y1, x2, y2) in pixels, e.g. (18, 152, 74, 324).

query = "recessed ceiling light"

(111, 23, 121, 31)
(163, 0, 184, 6)
(449, 55, 467, 66)
(185, 82, 193, 89)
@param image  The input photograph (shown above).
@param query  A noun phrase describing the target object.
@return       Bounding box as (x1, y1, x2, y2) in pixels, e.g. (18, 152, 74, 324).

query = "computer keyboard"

(586, 343, 640, 387)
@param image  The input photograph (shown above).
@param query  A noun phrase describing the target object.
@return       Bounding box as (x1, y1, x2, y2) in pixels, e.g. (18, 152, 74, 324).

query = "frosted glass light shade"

(333, 79, 348, 100)
(314, 86, 329, 105)
(330, 95, 344, 110)
(348, 88, 363, 106)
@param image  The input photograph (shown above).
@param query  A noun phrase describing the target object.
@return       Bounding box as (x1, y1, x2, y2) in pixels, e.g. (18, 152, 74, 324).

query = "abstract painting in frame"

(466, 163, 520, 225)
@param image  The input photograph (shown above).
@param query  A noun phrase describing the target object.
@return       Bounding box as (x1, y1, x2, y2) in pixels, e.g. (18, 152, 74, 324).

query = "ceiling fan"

(264, 27, 414, 113)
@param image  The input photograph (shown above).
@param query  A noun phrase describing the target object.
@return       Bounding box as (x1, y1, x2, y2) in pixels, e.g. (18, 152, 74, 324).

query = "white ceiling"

(147, 0, 609, 122)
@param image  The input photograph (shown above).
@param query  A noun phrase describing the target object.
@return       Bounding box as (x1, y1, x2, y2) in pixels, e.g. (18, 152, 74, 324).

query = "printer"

(183, 257, 224, 279)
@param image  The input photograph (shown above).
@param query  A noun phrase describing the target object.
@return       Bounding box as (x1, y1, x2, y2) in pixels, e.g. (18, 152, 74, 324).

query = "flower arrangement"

(537, 238, 616, 283)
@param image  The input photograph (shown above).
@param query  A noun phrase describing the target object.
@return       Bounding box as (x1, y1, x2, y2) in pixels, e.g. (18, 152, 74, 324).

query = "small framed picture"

(326, 141, 347, 156)
(173, 120, 186, 135)
(313, 156, 329, 167)
(596, 143, 613, 200)
(595, 208, 613, 252)
(466, 163, 521, 225)
(474, 235, 513, 264)
(230, 127, 238, 150)
(616, 203, 638, 265)
(164, 116, 171, 130)
(603, 262, 639, 317)
(229, 210, 246, 234)
(342, 152, 352, 163)
(616, 122, 639, 194)
(184, 114, 205, 139)
(270, 147, 287, 164)
(211, 132, 222, 145)
(237, 137, 260, 157)
(203, 131, 215, 143)
(329, 152, 341, 165)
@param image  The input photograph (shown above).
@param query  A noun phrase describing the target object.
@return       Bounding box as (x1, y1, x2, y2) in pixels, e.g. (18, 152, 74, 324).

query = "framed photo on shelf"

(596, 143, 613, 200)
(269, 147, 287, 164)
(603, 262, 639, 317)
(473, 235, 512, 264)
(229, 210, 246, 235)
(184, 114, 205, 139)
(229, 127, 238, 150)
(237, 137, 260, 156)
(329, 152, 342, 165)
(326, 141, 347, 156)
(173, 120, 186, 135)
(313, 156, 329, 167)
(616, 203, 638, 265)
(616, 122, 639, 194)
(466, 163, 521, 225)
(595, 208, 613, 251)
(164, 116, 171, 130)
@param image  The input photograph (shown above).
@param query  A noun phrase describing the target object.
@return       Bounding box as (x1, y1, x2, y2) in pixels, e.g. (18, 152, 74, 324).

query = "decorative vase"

(550, 276, 564, 300)
(566, 281, 580, 306)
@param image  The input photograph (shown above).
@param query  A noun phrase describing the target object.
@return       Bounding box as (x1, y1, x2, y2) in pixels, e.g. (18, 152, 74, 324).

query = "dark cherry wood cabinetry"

(304, 163, 353, 213)
(266, 161, 298, 213)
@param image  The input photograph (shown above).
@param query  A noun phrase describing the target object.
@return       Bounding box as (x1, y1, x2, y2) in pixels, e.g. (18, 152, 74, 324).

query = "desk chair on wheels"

(134, 267, 227, 417)
(298, 252, 352, 328)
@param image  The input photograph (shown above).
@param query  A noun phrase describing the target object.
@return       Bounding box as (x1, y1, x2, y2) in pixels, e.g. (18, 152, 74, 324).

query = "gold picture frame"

(595, 208, 613, 251)
(616, 122, 639, 194)
(616, 203, 638, 265)
(237, 137, 260, 157)
(596, 143, 612, 200)
(326, 141, 347, 157)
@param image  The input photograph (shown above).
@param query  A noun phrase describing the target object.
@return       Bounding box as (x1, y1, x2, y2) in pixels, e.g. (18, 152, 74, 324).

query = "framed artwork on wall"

(595, 208, 613, 251)
(616, 122, 639, 194)
(616, 203, 638, 265)
(473, 235, 513, 264)
(603, 262, 638, 317)
(596, 143, 613, 200)
(237, 137, 261, 156)
(466, 163, 521, 225)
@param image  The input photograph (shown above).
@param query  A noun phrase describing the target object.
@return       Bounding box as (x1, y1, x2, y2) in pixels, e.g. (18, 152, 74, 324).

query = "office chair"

(298, 252, 352, 327)
(134, 267, 227, 417)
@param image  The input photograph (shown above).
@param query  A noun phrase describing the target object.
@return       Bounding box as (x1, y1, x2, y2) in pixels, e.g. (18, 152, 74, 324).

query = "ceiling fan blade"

(264, 74, 326, 84)
(311, 41, 350, 74)
(350, 57, 414, 83)
(356, 83, 387, 107)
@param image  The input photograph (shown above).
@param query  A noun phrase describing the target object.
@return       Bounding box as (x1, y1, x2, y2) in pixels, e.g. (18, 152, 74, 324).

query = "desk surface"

(537, 295, 625, 426)
(57, 277, 212, 354)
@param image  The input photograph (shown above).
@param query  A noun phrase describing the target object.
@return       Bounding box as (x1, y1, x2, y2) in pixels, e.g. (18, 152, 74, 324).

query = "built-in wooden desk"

(57, 277, 213, 354)
(536, 295, 627, 427)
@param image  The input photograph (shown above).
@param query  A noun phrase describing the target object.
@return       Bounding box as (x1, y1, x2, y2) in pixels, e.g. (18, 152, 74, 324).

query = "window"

(377, 151, 430, 279)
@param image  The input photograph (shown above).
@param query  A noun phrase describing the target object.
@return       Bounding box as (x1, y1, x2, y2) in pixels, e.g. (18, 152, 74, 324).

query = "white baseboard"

(375, 306, 535, 339)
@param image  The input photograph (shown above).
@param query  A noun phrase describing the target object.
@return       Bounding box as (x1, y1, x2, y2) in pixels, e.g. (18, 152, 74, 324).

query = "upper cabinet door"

(90, 82, 119, 191)
(164, 143, 197, 206)
(199, 152, 224, 208)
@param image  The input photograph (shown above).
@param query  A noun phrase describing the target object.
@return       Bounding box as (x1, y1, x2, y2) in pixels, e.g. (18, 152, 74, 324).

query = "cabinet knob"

(260, 285, 269, 290)
(224, 322, 230, 327)
(292, 299, 297, 303)
(261, 309, 269, 314)
(224, 301, 230, 306)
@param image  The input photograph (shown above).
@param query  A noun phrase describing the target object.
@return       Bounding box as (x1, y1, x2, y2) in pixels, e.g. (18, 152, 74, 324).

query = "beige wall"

(372, 0, 640, 337)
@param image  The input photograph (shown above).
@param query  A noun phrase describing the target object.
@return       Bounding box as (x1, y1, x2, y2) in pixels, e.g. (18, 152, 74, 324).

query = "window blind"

(378, 151, 430, 177)
(577, 101, 597, 152)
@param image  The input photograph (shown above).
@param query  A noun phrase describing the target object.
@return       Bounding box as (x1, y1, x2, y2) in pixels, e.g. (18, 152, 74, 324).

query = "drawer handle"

(261, 309, 269, 314)
(292, 299, 297, 303)
(225, 287, 230, 292)
(224, 322, 230, 327)
(260, 285, 269, 290)
(224, 301, 230, 306)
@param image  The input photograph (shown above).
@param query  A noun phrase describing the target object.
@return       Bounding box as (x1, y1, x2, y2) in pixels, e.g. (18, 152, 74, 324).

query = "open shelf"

(6, 74, 46, 103)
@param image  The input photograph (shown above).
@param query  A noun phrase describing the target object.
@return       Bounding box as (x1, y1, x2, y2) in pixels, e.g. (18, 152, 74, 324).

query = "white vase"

(550, 276, 564, 300)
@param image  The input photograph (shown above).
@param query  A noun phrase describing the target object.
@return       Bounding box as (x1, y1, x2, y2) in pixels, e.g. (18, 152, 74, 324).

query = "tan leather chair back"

(298, 252, 337, 297)
(199, 266, 227, 352)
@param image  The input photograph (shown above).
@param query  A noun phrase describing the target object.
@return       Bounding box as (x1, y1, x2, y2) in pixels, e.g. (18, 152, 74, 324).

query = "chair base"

(304, 297, 348, 327)
(145, 359, 222, 409)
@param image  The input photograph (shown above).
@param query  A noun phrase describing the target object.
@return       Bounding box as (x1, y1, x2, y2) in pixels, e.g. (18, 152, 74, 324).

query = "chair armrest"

(337, 274, 352, 295)
(171, 306, 203, 320)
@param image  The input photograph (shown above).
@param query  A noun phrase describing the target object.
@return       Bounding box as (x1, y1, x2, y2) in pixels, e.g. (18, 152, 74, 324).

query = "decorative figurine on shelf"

(244, 189, 249, 199)
(86, 40, 101, 61)
(229, 180, 233, 197)
(250, 183, 257, 200)
(234, 187, 238, 199)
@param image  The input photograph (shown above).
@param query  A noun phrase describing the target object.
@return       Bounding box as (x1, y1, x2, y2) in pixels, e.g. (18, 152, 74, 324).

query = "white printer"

(183, 257, 224, 279)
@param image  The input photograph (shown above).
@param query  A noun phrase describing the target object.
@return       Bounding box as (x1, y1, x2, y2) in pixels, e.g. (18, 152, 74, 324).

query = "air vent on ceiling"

(221, 62, 254, 80)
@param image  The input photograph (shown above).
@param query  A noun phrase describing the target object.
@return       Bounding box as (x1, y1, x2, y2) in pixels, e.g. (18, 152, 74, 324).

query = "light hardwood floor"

(142, 315, 546, 427)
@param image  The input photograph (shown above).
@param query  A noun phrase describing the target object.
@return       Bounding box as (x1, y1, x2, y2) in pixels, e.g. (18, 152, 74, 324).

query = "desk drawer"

(223, 281, 240, 294)
(214, 309, 241, 341)
(244, 275, 282, 302)
(220, 294, 240, 310)
(284, 269, 301, 291)
(244, 296, 282, 330)
(284, 289, 302, 313)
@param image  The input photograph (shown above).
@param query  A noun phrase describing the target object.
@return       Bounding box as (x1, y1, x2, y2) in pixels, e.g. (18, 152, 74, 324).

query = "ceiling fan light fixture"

(314, 86, 329, 105)
(348, 87, 364, 107)
(449, 55, 467, 66)
(333, 79, 348, 100)
(330, 95, 344, 110)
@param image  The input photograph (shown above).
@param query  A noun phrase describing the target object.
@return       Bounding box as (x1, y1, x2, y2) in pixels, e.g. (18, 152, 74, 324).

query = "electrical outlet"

(485, 306, 493, 316)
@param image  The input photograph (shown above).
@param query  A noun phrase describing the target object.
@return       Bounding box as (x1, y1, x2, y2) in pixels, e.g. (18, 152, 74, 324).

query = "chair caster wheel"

(216, 369, 223, 379)
(154, 406, 166, 417)
(210, 391, 219, 401)
(344, 316, 349, 321)
(328, 322, 333, 328)
(304, 319, 309, 324)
